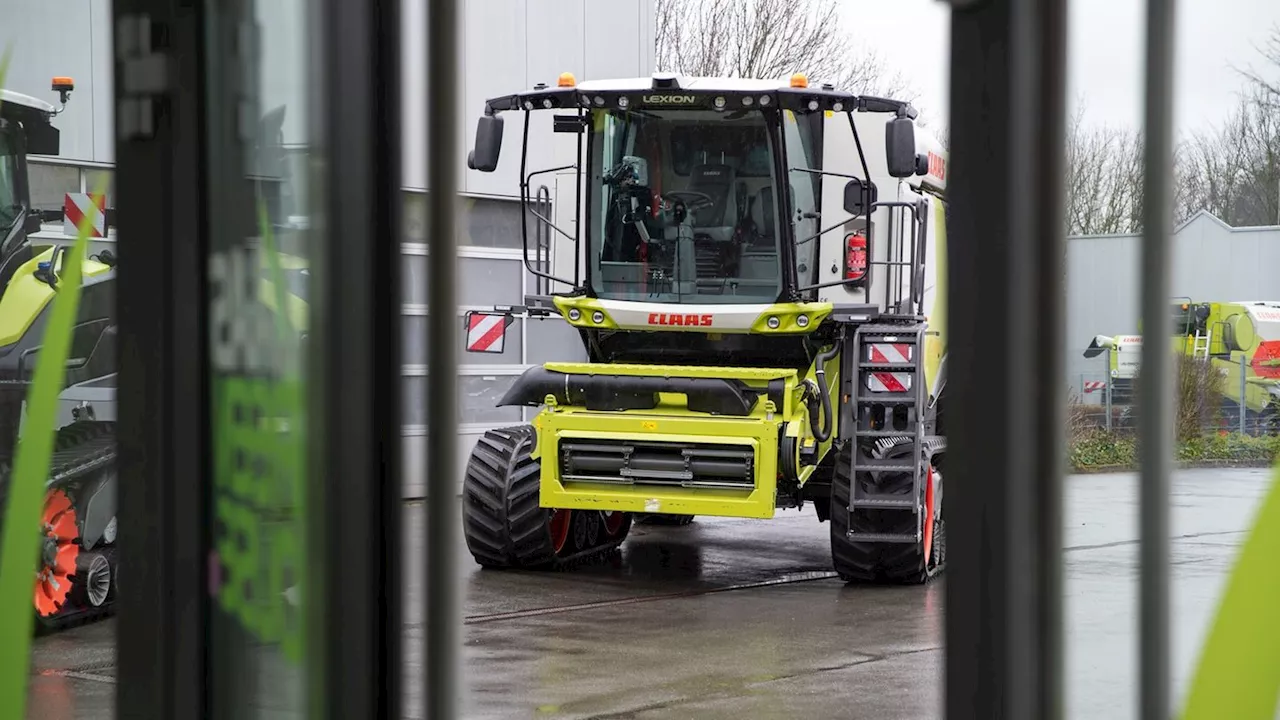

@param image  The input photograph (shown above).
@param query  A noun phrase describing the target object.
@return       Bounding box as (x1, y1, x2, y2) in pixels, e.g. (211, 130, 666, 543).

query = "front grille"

(559, 439, 755, 490)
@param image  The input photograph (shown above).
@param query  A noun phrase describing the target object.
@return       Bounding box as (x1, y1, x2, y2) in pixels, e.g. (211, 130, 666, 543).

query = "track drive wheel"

(635, 513, 695, 526)
(35, 489, 81, 620)
(462, 425, 631, 570)
(830, 443, 945, 584)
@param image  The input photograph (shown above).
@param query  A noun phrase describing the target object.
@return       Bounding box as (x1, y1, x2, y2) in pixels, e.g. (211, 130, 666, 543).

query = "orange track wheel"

(548, 509, 572, 554)
(923, 465, 936, 566)
(602, 511, 627, 536)
(35, 489, 79, 618)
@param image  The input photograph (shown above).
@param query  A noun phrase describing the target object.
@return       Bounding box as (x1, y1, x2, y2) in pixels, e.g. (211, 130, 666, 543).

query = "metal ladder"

(1192, 328, 1212, 358)
(846, 322, 929, 543)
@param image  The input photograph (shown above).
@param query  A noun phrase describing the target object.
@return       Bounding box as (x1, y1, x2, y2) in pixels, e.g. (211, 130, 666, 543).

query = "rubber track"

(462, 425, 629, 571)
(830, 437, 945, 584)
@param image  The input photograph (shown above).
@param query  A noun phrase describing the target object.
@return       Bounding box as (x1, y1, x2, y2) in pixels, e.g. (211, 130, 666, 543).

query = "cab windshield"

(587, 108, 783, 304)
(0, 123, 20, 235)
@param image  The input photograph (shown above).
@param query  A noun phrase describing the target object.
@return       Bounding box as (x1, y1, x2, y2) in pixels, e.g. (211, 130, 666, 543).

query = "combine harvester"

(1085, 299, 1280, 434)
(459, 72, 950, 583)
(0, 78, 120, 629)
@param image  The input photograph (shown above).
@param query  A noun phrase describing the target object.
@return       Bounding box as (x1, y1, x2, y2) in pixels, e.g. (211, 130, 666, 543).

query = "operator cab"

(466, 72, 932, 358)
(594, 107, 783, 304)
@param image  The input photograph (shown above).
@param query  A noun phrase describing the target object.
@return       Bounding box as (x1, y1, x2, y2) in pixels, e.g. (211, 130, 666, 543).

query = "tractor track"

(458, 569, 840, 625)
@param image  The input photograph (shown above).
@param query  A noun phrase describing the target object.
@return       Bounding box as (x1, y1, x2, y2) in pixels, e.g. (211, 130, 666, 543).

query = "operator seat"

(738, 185, 778, 285)
(684, 163, 739, 243)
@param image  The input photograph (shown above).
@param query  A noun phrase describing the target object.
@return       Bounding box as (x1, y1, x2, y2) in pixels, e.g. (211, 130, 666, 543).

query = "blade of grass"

(0, 175, 105, 718)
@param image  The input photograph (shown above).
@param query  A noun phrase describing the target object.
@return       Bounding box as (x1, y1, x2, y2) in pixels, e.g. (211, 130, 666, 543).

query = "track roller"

(462, 425, 632, 570)
(830, 439, 946, 584)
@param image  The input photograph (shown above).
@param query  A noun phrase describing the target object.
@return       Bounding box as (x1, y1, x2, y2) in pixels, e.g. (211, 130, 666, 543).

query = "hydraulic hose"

(811, 344, 841, 443)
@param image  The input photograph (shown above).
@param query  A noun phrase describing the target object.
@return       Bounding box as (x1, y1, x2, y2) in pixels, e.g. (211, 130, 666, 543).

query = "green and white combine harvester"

(0, 77, 120, 630)
(459, 71, 951, 582)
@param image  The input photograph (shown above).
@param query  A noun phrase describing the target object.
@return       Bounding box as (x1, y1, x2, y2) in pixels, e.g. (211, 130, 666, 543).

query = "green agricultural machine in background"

(0, 78, 120, 630)
(1085, 299, 1280, 434)
(460, 72, 951, 583)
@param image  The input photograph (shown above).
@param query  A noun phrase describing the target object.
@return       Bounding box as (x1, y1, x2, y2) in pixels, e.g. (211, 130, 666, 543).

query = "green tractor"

(0, 78, 120, 630)
(459, 72, 950, 583)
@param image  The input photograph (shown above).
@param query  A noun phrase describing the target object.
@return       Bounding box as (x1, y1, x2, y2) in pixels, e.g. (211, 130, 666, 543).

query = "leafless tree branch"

(655, 0, 919, 105)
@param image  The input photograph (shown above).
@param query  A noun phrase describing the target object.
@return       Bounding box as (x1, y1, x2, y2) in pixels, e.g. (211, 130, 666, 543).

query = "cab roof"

(0, 89, 55, 115)
(483, 73, 918, 119)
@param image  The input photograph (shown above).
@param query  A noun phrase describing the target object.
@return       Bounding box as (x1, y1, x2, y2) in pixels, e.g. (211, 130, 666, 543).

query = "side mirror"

(24, 214, 44, 235)
(842, 177, 878, 217)
(467, 115, 504, 172)
(885, 116, 917, 178)
(914, 153, 929, 176)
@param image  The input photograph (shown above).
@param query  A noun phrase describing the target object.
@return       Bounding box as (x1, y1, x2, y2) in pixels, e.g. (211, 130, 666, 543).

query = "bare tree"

(655, 0, 917, 103)
(1182, 89, 1280, 227)
(1237, 24, 1280, 109)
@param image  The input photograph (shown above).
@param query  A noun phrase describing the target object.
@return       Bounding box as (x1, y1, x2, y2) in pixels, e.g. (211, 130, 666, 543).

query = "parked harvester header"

(460, 72, 950, 583)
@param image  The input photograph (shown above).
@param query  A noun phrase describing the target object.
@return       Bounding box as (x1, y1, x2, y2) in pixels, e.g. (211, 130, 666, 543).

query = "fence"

(1072, 346, 1278, 436)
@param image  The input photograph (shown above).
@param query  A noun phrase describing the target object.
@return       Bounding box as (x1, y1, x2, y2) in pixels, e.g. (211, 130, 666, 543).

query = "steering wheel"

(662, 190, 714, 212)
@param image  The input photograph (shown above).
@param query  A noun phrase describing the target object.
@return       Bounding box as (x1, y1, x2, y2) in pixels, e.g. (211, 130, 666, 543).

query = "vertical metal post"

(426, 0, 460, 717)
(316, 0, 403, 714)
(1138, 0, 1177, 715)
(1240, 354, 1248, 434)
(944, 0, 1067, 716)
(1106, 349, 1114, 433)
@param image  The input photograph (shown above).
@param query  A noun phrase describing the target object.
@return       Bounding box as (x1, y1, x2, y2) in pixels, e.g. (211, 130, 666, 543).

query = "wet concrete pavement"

(27, 467, 1276, 719)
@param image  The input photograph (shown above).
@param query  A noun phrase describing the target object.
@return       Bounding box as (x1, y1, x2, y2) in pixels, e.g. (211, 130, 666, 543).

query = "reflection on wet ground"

(28, 468, 1275, 719)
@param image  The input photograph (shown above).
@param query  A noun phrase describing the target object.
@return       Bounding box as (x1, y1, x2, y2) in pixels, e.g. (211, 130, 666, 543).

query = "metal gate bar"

(1138, 0, 1178, 716)
(425, 0, 462, 717)
(943, 0, 1068, 716)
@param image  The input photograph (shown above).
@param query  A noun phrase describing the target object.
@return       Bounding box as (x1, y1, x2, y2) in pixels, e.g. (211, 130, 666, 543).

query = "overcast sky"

(842, 0, 1280, 137)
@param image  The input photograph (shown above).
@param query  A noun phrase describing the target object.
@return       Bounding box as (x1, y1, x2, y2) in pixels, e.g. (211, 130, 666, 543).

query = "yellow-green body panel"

(0, 248, 113, 347)
(530, 360, 838, 519)
(923, 199, 947, 394)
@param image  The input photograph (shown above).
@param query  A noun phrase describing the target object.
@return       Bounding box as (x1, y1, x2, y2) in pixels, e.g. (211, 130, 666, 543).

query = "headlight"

(766, 315, 780, 329)
(592, 311, 605, 324)
(568, 308, 582, 321)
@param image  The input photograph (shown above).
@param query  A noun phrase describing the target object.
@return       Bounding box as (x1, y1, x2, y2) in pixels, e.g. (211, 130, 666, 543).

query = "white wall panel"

(89, 0, 114, 162)
(461, 0, 528, 197)
(402, 0, 429, 189)
(1, 0, 102, 162)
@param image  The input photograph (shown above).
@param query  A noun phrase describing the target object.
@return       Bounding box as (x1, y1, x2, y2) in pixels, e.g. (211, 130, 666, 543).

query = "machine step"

(857, 395, 915, 404)
(846, 532, 918, 543)
(855, 429, 919, 438)
(852, 460, 916, 473)
(851, 496, 917, 509)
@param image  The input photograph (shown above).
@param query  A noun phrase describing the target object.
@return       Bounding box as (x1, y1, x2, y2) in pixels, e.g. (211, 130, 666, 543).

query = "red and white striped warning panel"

(866, 343, 913, 364)
(464, 311, 514, 354)
(867, 372, 913, 393)
(1082, 381, 1106, 393)
(62, 193, 108, 238)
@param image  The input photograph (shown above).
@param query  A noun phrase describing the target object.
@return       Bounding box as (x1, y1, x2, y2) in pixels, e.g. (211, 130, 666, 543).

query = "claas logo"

(928, 151, 946, 180)
(648, 313, 713, 327)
